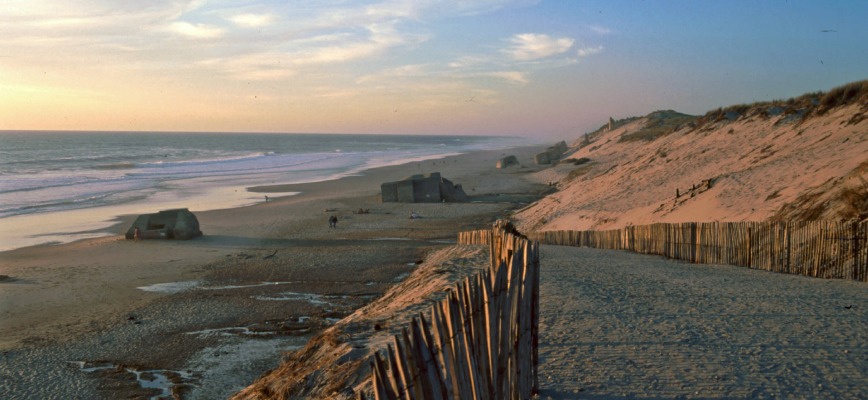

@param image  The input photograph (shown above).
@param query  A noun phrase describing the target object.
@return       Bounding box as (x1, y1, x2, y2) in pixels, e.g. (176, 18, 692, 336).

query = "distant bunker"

(534, 140, 569, 165)
(381, 172, 469, 203)
(125, 208, 203, 240)
(496, 155, 519, 169)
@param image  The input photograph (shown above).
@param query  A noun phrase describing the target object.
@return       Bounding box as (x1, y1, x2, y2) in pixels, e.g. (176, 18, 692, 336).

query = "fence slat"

(527, 221, 866, 283)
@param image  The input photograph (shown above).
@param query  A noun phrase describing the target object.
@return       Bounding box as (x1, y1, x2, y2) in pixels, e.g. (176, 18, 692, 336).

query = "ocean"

(0, 131, 532, 251)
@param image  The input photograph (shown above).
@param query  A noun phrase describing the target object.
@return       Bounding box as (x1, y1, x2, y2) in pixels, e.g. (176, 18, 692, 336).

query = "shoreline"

(0, 136, 534, 253)
(0, 144, 550, 399)
(0, 144, 539, 258)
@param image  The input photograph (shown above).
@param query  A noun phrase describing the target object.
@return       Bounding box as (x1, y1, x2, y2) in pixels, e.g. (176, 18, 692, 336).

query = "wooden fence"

(366, 222, 540, 399)
(528, 221, 867, 282)
(456, 229, 492, 246)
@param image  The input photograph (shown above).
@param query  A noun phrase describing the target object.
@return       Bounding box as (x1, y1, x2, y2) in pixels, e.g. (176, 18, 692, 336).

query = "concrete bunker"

(496, 155, 519, 169)
(125, 208, 203, 240)
(380, 172, 469, 203)
(534, 141, 569, 165)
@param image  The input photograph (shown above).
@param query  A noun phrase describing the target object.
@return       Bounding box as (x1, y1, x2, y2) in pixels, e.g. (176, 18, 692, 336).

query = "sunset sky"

(1, 0, 866, 138)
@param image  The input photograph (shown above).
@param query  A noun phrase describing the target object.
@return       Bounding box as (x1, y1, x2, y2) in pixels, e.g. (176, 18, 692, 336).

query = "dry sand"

(0, 145, 550, 399)
(516, 103, 868, 232)
(537, 246, 868, 399)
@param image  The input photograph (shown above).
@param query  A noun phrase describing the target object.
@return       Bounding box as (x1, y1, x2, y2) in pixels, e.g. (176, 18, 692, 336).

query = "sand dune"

(515, 83, 868, 232)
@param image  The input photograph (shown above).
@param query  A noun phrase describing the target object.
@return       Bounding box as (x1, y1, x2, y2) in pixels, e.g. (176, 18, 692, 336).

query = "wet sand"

(0, 145, 549, 399)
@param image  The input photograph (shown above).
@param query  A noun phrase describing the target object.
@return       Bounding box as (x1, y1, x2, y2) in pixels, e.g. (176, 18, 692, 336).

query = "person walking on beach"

(328, 215, 338, 228)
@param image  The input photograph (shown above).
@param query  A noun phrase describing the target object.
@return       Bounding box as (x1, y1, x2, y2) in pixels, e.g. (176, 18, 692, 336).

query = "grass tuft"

(618, 110, 696, 142)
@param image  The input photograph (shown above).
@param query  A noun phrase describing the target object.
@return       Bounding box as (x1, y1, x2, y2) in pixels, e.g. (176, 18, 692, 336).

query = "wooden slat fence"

(528, 221, 867, 282)
(366, 221, 540, 399)
(457, 229, 492, 246)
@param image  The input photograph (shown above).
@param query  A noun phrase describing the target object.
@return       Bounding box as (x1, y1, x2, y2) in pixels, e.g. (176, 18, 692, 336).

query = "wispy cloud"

(448, 56, 488, 69)
(313, 88, 360, 98)
(197, 52, 294, 81)
(292, 22, 425, 65)
(506, 33, 574, 61)
(357, 64, 429, 84)
(228, 13, 276, 28)
(577, 45, 604, 57)
(488, 71, 528, 85)
(169, 21, 225, 39)
(590, 25, 612, 35)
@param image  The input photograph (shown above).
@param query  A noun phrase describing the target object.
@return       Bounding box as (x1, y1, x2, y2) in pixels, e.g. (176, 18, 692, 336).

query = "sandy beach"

(3, 95, 865, 399)
(4, 1, 866, 397)
(0, 145, 550, 399)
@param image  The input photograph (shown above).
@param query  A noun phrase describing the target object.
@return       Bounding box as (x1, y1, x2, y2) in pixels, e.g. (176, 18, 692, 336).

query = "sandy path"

(536, 245, 867, 399)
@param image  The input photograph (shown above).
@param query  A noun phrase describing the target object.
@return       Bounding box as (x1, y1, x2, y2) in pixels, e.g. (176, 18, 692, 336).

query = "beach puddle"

(185, 326, 286, 337)
(138, 281, 378, 309)
(183, 314, 350, 338)
(136, 280, 202, 294)
(252, 291, 333, 304)
(136, 280, 297, 294)
(132, 369, 197, 399)
(70, 361, 197, 400)
(201, 281, 297, 291)
(69, 360, 115, 373)
(71, 335, 309, 399)
(367, 237, 455, 244)
(252, 291, 376, 304)
(183, 336, 307, 399)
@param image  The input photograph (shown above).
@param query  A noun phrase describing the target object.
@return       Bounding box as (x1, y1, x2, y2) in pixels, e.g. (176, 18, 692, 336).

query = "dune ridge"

(514, 80, 868, 232)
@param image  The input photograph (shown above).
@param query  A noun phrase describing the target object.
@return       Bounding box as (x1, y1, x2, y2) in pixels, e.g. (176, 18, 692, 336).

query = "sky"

(1, 1, 866, 139)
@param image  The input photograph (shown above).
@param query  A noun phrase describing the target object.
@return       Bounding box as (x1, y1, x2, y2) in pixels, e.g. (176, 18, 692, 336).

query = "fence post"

(853, 222, 861, 281)
(691, 222, 698, 263)
(747, 226, 752, 268)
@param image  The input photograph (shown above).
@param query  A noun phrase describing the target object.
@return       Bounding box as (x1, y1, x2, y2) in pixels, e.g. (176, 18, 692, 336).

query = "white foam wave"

(139, 151, 275, 168)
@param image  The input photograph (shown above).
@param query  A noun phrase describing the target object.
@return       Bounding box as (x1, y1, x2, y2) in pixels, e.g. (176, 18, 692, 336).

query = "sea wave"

(0, 190, 136, 219)
(0, 169, 135, 194)
(93, 162, 137, 170)
(128, 152, 350, 181)
(138, 151, 276, 168)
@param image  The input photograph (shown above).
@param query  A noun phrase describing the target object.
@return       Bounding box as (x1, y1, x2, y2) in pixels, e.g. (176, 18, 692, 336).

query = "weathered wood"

(429, 305, 457, 399)
(530, 240, 541, 395)
(383, 348, 401, 400)
(372, 223, 544, 399)
(409, 316, 444, 400)
(529, 221, 866, 283)
(395, 328, 422, 400)
(442, 295, 472, 400)
(373, 357, 392, 400)
(472, 273, 494, 397)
